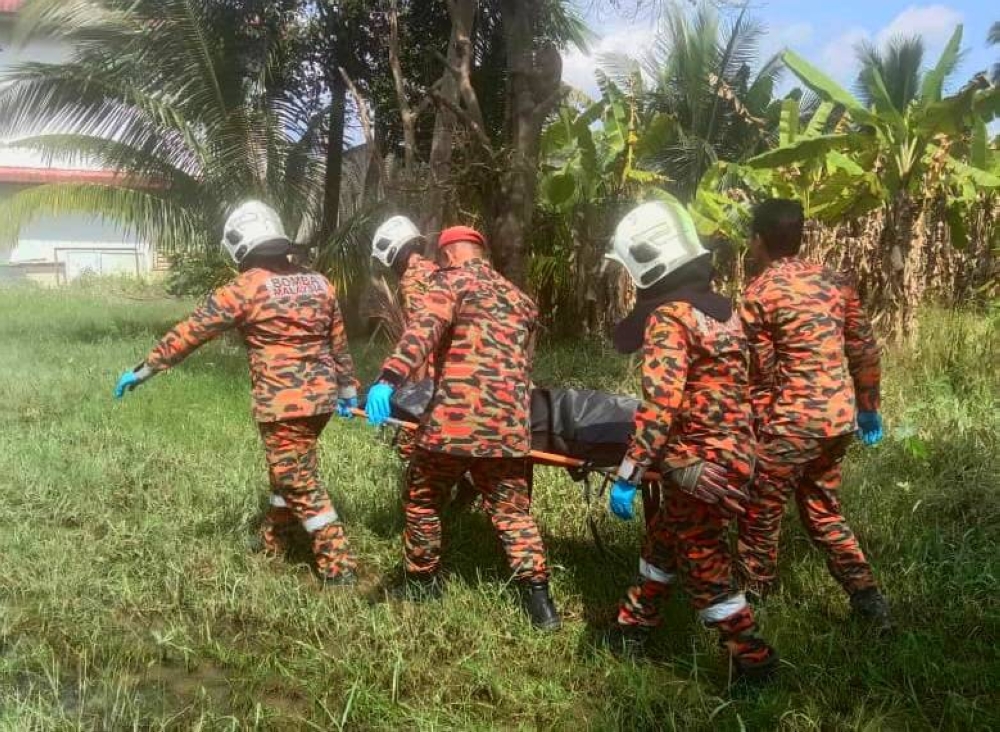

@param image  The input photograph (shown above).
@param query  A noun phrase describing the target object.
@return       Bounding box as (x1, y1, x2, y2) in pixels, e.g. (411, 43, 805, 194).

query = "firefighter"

(605, 200, 779, 681)
(371, 215, 439, 341)
(114, 201, 360, 586)
(364, 226, 560, 631)
(736, 198, 891, 630)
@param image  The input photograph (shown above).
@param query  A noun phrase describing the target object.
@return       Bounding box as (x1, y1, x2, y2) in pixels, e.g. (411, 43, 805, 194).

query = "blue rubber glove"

(114, 371, 142, 399)
(609, 479, 638, 521)
(365, 382, 395, 427)
(337, 396, 358, 418)
(857, 411, 883, 446)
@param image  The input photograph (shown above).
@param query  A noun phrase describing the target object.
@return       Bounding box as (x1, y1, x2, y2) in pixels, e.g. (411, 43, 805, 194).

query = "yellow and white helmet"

(608, 200, 707, 288)
(221, 200, 290, 265)
(371, 215, 423, 268)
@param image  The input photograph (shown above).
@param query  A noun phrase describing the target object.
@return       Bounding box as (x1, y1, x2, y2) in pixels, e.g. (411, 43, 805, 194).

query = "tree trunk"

(321, 77, 347, 244)
(493, 0, 562, 288)
(422, 0, 477, 242)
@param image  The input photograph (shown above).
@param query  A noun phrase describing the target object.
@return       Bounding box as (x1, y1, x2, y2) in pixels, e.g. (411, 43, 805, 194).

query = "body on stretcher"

(355, 380, 668, 525)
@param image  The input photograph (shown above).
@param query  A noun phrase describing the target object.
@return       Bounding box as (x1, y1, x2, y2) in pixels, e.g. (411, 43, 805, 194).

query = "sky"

(564, 1, 997, 99)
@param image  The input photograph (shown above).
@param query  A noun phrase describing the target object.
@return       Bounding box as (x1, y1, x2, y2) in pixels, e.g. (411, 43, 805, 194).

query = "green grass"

(0, 285, 997, 731)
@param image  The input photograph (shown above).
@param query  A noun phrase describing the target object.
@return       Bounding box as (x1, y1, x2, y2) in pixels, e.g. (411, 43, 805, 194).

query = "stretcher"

(355, 380, 668, 535)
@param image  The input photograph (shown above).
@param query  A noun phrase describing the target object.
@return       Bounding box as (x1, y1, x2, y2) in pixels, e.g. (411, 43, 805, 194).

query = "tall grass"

(0, 287, 996, 730)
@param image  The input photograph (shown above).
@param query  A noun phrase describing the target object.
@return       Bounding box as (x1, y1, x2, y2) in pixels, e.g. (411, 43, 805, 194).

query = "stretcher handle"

(349, 407, 663, 482)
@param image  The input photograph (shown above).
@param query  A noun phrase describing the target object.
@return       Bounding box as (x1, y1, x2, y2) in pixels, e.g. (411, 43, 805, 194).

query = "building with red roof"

(1, 1, 162, 284)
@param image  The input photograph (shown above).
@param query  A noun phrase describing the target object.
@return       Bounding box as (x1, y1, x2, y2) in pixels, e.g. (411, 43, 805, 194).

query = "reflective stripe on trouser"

(737, 433, 876, 595)
(618, 488, 771, 663)
(259, 414, 356, 578)
(404, 448, 548, 581)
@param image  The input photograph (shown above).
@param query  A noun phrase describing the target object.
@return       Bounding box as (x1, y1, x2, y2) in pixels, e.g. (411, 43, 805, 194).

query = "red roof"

(0, 0, 24, 13)
(0, 166, 155, 187)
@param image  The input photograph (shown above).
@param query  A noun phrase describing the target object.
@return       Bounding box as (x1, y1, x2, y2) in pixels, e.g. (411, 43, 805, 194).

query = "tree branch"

(387, 0, 417, 174)
(430, 89, 493, 151)
(338, 66, 385, 187)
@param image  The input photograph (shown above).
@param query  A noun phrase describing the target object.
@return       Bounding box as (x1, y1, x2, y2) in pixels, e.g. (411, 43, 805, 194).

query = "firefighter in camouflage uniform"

(365, 226, 561, 631)
(371, 216, 439, 382)
(114, 201, 360, 586)
(736, 198, 891, 630)
(605, 201, 779, 681)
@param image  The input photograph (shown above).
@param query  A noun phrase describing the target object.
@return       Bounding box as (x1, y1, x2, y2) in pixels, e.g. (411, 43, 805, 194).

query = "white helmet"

(607, 200, 707, 288)
(371, 215, 423, 267)
(221, 200, 290, 265)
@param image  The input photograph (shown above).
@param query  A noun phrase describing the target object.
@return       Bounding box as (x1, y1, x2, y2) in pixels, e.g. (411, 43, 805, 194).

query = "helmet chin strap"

(391, 241, 421, 276)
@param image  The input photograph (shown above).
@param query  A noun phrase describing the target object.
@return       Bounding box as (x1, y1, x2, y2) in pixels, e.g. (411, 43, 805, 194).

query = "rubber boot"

(520, 580, 561, 631)
(850, 587, 892, 633)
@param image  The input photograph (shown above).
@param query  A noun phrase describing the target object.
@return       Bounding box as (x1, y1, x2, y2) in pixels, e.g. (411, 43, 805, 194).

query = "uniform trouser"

(737, 433, 876, 595)
(617, 488, 772, 664)
(258, 414, 356, 579)
(405, 448, 549, 582)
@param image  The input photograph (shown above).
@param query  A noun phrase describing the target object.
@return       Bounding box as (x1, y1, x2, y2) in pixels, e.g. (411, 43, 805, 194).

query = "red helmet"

(438, 225, 486, 249)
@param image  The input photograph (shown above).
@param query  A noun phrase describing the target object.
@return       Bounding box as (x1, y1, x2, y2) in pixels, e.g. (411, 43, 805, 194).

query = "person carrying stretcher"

(371, 215, 439, 382)
(113, 201, 360, 586)
(604, 200, 779, 681)
(365, 226, 561, 631)
(736, 199, 891, 631)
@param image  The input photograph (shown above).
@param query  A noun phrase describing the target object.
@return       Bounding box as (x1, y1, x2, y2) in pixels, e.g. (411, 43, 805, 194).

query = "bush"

(164, 250, 234, 298)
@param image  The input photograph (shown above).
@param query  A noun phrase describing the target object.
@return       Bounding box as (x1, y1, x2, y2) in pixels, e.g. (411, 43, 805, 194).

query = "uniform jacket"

(146, 267, 358, 423)
(740, 257, 881, 438)
(380, 258, 538, 458)
(627, 302, 756, 482)
(399, 255, 439, 324)
(398, 254, 440, 381)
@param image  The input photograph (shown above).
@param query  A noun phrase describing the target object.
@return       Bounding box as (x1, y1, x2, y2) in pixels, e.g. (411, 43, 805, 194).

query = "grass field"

(0, 284, 997, 731)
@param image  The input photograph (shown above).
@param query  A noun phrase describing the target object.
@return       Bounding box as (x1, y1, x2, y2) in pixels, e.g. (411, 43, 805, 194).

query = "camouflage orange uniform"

(394, 254, 439, 457)
(616, 303, 772, 667)
(144, 266, 359, 580)
(378, 258, 548, 581)
(737, 257, 880, 595)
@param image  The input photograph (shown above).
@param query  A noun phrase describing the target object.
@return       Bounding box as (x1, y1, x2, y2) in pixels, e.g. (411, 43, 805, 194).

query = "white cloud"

(819, 27, 871, 85)
(814, 5, 964, 89)
(761, 21, 814, 59)
(561, 23, 657, 97)
(876, 4, 963, 47)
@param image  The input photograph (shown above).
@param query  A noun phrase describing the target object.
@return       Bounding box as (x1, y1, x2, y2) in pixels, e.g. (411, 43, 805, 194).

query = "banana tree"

(734, 28, 999, 329)
(534, 63, 671, 332)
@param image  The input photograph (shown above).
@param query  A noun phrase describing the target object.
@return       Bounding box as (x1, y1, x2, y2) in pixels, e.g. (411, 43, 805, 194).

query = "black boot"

(604, 623, 651, 659)
(389, 572, 444, 602)
(521, 581, 561, 631)
(850, 587, 893, 633)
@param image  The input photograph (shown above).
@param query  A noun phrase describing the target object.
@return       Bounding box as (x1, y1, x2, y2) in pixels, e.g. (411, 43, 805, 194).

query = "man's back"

(147, 265, 356, 422)
(741, 258, 880, 437)
(383, 258, 538, 457)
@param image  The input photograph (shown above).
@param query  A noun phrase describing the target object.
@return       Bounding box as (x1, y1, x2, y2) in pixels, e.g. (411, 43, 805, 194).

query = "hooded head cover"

(608, 202, 732, 354)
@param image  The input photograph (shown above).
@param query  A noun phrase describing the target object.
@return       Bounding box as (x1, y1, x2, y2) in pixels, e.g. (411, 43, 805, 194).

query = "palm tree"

(855, 36, 929, 113)
(613, 3, 786, 200)
(0, 0, 356, 283)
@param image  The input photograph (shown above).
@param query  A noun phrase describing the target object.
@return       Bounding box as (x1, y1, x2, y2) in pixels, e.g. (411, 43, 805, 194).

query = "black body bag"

(390, 380, 638, 469)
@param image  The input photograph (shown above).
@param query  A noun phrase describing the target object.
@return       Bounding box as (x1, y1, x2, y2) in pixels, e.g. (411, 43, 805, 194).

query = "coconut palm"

(855, 36, 930, 114)
(0, 0, 363, 285)
(613, 3, 786, 200)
